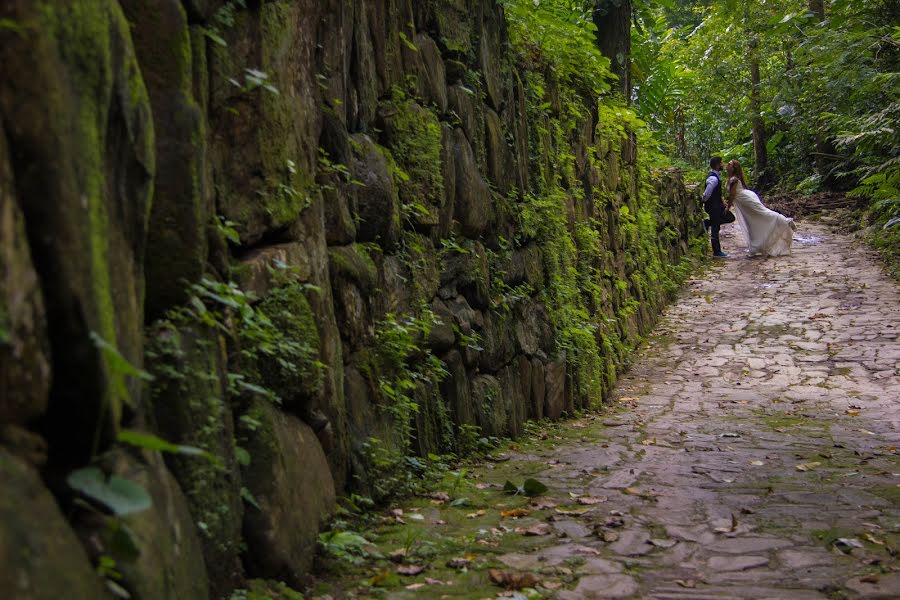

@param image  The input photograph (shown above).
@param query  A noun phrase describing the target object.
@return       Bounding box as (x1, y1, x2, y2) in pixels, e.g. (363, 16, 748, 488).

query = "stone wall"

(0, 0, 701, 597)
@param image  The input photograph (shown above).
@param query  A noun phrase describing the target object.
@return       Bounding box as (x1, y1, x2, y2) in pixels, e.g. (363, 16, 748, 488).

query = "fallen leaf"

(750, 460, 764, 466)
(521, 523, 551, 536)
(446, 557, 471, 569)
(500, 508, 530, 519)
(466, 510, 486, 519)
(530, 498, 558, 510)
(389, 508, 403, 517)
(600, 530, 620, 543)
(641, 438, 657, 446)
(541, 581, 563, 590)
(846, 410, 860, 416)
(555, 507, 590, 516)
(623, 487, 641, 495)
(649, 538, 677, 548)
(863, 532, 884, 546)
(675, 579, 696, 588)
(860, 574, 880, 584)
(489, 569, 541, 590)
(834, 538, 864, 552)
(572, 545, 602, 555)
(425, 578, 447, 585)
(795, 461, 821, 472)
(405, 583, 426, 590)
(408, 513, 425, 521)
(426, 492, 450, 502)
(397, 565, 425, 576)
(577, 496, 607, 505)
(475, 482, 495, 490)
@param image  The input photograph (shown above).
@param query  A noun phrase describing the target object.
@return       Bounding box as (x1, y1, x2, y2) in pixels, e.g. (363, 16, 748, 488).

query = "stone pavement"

(535, 222, 900, 599)
(315, 223, 899, 599)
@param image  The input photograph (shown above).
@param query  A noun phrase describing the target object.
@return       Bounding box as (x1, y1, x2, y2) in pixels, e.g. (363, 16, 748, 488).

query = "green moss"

(384, 93, 445, 220)
(254, 283, 323, 406)
(328, 244, 378, 291)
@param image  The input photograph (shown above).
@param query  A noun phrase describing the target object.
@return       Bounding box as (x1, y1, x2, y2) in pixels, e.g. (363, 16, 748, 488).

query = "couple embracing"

(702, 156, 796, 258)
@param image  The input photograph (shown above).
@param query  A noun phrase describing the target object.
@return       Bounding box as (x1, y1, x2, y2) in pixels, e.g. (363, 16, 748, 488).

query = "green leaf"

(117, 429, 208, 458)
(67, 467, 152, 516)
(522, 478, 548, 497)
(240, 486, 261, 510)
(90, 333, 154, 382)
(503, 480, 523, 495)
(234, 446, 251, 467)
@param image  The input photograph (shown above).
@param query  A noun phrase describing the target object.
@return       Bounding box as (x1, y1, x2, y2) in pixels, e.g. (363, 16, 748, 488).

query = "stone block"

(239, 400, 336, 586)
(349, 133, 400, 249)
(108, 450, 210, 600)
(472, 374, 510, 437)
(145, 323, 245, 593)
(544, 354, 567, 419)
(0, 450, 107, 599)
(122, 0, 210, 320)
(0, 0, 154, 463)
(234, 242, 313, 300)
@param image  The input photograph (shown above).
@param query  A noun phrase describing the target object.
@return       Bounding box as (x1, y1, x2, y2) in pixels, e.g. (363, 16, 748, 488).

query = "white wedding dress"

(730, 180, 794, 257)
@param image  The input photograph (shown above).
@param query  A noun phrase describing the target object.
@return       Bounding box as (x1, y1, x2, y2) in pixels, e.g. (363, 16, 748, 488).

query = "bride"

(725, 160, 796, 257)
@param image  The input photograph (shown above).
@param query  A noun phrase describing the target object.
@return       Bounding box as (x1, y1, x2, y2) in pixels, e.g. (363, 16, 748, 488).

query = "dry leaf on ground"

(489, 569, 542, 590)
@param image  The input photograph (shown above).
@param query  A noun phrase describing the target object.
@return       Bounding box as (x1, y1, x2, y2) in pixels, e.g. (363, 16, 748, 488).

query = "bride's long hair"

(726, 159, 748, 200)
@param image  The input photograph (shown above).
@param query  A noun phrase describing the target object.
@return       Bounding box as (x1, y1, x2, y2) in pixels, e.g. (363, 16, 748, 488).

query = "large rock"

(255, 284, 324, 416)
(452, 129, 494, 238)
(471, 374, 510, 437)
(329, 245, 377, 348)
(415, 33, 449, 114)
(208, 0, 321, 245)
(0, 0, 155, 464)
(478, 310, 516, 372)
(0, 120, 50, 427)
(447, 86, 486, 168)
(484, 107, 515, 195)
(0, 450, 107, 599)
(145, 323, 245, 596)
(544, 355, 567, 419)
(440, 240, 490, 309)
(239, 400, 336, 586)
(478, 1, 506, 111)
(349, 1, 379, 130)
(122, 0, 210, 320)
(530, 358, 546, 420)
(108, 450, 209, 600)
(234, 242, 313, 300)
(349, 133, 400, 249)
(440, 350, 475, 427)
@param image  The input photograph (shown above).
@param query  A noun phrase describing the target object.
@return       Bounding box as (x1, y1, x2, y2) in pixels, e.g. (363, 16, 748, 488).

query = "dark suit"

(703, 170, 734, 255)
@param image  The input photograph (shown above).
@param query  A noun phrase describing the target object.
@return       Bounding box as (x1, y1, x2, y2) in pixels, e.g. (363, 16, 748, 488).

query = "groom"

(702, 156, 734, 258)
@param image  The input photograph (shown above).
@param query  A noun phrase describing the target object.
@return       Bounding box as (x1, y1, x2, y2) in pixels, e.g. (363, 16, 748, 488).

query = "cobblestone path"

(316, 223, 899, 600)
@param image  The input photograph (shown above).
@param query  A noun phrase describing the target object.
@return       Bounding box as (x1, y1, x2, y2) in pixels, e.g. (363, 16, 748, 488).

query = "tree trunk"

(808, 0, 825, 20)
(593, 0, 632, 100)
(749, 35, 771, 189)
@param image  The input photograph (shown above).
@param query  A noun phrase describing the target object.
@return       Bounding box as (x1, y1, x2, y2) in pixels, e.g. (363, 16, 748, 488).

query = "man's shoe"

(713, 251, 729, 258)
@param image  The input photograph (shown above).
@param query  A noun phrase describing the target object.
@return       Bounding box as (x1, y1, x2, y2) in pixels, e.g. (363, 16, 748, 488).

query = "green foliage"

(371, 309, 448, 445)
(318, 530, 375, 566)
(501, 0, 614, 95)
(67, 466, 152, 516)
(116, 429, 209, 459)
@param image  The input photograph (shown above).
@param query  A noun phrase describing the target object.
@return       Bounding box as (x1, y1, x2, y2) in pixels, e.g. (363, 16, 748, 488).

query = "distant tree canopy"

(628, 0, 899, 199)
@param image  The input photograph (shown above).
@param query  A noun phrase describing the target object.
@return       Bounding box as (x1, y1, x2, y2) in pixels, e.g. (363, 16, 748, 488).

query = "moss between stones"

(254, 283, 322, 412)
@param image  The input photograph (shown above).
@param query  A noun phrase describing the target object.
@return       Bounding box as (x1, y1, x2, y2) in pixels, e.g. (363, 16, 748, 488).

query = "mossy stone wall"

(0, 0, 703, 596)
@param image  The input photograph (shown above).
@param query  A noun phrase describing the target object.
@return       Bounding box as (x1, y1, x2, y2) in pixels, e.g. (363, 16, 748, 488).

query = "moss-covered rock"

(0, 449, 107, 599)
(145, 322, 244, 596)
(255, 283, 323, 416)
(451, 128, 494, 238)
(238, 400, 336, 587)
(208, 0, 319, 245)
(106, 449, 210, 600)
(121, 0, 210, 321)
(349, 133, 401, 249)
(0, 0, 155, 464)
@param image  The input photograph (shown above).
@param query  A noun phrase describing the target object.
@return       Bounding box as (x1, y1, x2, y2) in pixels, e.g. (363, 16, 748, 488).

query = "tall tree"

(593, 0, 632, 99)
